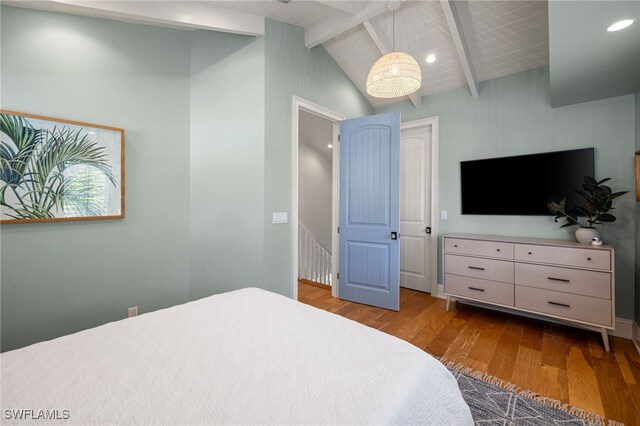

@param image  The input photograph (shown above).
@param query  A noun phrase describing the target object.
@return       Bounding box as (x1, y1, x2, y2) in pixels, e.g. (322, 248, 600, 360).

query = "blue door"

(339, 112, 400, 311)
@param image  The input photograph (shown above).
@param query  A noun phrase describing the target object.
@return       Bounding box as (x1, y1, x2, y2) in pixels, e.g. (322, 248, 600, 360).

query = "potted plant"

(547, 176, 628, 244)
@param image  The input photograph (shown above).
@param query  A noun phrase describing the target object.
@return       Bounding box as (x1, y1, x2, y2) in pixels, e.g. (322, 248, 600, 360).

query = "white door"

(399, 125, 432, 293)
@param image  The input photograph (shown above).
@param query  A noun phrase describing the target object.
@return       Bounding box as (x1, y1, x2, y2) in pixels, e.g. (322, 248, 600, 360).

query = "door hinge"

(337, 273, 339, 280)
(337, 226, 339, 234)
(338, 134, 340, 142)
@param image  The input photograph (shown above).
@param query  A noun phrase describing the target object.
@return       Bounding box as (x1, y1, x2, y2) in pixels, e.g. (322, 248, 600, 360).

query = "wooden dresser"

(442, 233, 615, 351)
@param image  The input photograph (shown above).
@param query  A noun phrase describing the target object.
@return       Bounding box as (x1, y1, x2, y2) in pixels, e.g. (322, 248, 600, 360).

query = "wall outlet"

(128, 306, 138, 318)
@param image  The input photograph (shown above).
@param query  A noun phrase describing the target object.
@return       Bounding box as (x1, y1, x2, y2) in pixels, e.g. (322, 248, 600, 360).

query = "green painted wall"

(0, 6, 191, 350)
(633, 0, 640, 325)
(548, 1, 640, 108)
(0, 11, 374, 350)
(262, 19, 373, 297)
(376, 67, 637, 320)
(189, 31, 265, 299)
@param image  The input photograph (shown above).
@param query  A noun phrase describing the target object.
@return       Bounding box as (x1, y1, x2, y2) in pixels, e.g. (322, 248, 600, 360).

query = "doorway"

(291, 97, 344, 301)
(292, 98, 439, 302)
(298, 110, 334, 289)
(399, 118, 439, 296)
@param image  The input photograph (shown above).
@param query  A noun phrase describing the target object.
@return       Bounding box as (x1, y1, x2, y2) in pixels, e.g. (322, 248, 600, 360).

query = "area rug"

(442, 361, 625, 426)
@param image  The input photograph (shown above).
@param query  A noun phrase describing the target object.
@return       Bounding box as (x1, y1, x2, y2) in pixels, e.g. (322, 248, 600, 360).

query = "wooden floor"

(298, 281, 640, 425)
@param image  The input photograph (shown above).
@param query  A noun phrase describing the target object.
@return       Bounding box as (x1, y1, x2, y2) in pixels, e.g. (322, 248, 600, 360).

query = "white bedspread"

(1, 288, 472, 425)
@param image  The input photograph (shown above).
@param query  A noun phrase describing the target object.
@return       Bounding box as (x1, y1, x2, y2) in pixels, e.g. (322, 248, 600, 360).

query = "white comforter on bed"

(1, 287, 472, 425)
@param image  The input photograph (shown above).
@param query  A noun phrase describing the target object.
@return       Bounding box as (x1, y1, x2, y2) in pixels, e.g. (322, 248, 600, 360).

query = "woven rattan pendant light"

(366, 4, 421, 98)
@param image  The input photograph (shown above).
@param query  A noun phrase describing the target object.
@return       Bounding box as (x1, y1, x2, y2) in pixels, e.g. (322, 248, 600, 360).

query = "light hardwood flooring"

(298, 281, 640, 425)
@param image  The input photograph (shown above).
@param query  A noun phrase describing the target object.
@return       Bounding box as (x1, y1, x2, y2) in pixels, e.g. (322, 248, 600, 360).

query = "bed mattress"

(1, 287, 472, 425)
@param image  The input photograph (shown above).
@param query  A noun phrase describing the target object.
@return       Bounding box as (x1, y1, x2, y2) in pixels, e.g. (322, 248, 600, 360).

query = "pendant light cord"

(392, 9, 395, 52)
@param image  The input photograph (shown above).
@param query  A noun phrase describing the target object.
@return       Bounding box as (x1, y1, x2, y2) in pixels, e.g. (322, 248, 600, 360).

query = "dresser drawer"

(514, 244, 610, 270)
(445, 274, 514, 306)
(444, 238, 514, 259)
(445, 254, 514, 283)
(515, 286, 612, 326)
(515, 263, 611, 299)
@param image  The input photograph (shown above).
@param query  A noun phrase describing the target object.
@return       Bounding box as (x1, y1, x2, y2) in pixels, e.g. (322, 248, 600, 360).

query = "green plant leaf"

(609, 191, 628, 199)
(1, 114, 117, 220)
(597, 213, 616, 222)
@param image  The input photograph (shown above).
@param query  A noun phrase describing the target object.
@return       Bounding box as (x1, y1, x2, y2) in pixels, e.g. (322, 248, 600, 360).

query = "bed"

(1, 287, 473, 425)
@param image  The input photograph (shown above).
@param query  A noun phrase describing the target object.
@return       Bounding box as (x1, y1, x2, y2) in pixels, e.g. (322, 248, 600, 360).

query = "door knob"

(391, 232, 399, 240)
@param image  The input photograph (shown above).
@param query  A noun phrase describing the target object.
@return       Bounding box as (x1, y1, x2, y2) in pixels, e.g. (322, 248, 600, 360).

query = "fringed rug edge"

(437, 358, 625, 426)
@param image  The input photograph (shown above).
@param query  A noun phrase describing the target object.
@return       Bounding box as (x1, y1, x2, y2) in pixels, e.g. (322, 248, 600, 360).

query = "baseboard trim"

(298, 278, 331, 290)
(633, 322, 640, 355)
(435, 284, 447, 300)
(610, 318, 633, 339)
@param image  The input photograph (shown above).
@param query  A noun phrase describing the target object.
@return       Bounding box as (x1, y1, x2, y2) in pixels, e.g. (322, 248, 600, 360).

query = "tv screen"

(461, 148, 595, 215)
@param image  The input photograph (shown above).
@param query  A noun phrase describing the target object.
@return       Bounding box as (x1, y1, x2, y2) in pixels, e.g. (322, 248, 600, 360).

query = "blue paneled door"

(339, 112, 400, 311)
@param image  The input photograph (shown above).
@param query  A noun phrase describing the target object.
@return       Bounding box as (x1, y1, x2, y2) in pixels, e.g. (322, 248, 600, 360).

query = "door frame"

(291, 96, 345, 300)
(401, 116, 439, 295)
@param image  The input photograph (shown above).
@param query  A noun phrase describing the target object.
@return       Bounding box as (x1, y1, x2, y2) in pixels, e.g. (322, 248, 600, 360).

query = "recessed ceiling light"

(607, 19, 635, 32)
(327, 144, 333, 149)
(426, 54, 436, 64)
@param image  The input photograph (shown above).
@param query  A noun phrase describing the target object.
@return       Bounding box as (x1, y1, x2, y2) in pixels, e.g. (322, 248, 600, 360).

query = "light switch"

(441, 210, 448, 220)
(272, 212, 288, 224)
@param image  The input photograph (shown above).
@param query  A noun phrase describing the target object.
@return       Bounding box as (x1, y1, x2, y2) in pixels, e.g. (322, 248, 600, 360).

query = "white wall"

(298, 140, 332, 249)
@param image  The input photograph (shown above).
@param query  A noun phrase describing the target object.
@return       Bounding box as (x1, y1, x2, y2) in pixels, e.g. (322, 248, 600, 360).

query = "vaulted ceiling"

(12, 1, 638, 110)
(211, 0, 550, 108)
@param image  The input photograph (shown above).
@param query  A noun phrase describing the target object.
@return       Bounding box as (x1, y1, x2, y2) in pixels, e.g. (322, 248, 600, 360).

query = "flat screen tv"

(461, 148, 595, 215)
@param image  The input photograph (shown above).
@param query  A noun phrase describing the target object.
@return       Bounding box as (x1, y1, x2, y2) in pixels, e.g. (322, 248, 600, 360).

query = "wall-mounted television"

(461, 148, 595, 215)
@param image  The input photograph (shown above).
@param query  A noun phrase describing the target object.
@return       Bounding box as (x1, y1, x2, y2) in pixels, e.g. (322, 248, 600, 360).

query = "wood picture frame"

(636, 150, 640, 202)
(0, 110, 125, 224)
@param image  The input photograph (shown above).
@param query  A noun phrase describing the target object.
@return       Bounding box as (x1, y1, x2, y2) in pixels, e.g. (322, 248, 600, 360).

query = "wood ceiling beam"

(6, 0, 265, 36)
(305, 1, 388, 48)
(439, 0, 478, 97)
(363, 20, 423, 109)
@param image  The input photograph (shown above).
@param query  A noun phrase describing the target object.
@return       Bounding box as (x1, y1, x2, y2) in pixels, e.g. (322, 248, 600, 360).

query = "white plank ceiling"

(211, 0, 549, 108)
(210, 0, 349, 28)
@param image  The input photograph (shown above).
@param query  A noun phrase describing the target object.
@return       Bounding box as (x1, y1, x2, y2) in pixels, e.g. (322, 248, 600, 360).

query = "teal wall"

(0, 6, 192, 350)
(631, 89, 640, 324)
(189, 31, 265, 299)
(0, 10, 373, 350)
(262, 19, 373, 297)
(376, 67, 637, 320)
(548, 1, 640, 108)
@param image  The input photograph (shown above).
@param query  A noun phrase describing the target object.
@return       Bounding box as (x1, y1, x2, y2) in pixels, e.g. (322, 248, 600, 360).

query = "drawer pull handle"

(547, 277, 570, 283)
(548, 301, 571, 308)
(454, 244, 458, 248)
(468, 266, 485, 271)
(468, 287, 485, 292)
(587, 257, 592, 261)
(528, 252, 532, 255)
(496, 249, 501, 252)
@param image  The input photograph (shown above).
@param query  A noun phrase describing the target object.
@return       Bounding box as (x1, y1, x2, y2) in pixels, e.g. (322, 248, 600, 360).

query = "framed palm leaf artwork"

(0, 110, 124, 223)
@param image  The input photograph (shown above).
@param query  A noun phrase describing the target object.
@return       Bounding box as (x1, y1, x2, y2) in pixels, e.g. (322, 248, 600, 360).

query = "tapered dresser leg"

(601, 328, 610, 352)
(445, 295, 451, 312)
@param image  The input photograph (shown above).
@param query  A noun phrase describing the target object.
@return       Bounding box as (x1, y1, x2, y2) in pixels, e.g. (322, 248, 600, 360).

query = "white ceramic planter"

(575, 227, 600, 244)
